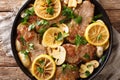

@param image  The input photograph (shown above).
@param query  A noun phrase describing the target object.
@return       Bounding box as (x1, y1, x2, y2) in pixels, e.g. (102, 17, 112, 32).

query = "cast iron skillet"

(11, 0, 113, 80)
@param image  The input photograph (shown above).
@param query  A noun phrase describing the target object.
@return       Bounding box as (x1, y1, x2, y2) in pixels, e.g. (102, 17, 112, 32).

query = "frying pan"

(11, 0, 113, 80)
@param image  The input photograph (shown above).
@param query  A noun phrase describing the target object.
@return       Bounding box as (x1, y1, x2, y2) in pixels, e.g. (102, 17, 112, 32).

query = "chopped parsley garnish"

(62, 6, 82, 24)
(97, 34, 102, 40)
(37, 19, 49, 26)
(20, 50, 29, 58)
(38, 27, 47, 36)
(59, 18, 71, 23)
(46, 0, 52, 5)
(50, 23, 58, 27)
(55, 32, 69, 41)
(39, 60, 45, 65)
(37, 67, 44, 73)
(87, 64, 93, 68)
(83, 53, 90, 59)
(20, 36, 26, 45)
(28, 23, 35, 31)
(62, 64, 67, 71)
(47, 7, 54, 15)
(62, 64, 77, 72)
(93, 14, 103, 20)
(74, 16, 82, 24)
(62, 6, 75, 19)
(74, 35, 87, 46)
(21, 7, 34, 24)
(55, 32, 63, 41)
(28, 43, 34, 50)
(92, 14, 103, 22)
(85, 71, 91, 77)
(63, 32, 69, 38)
(21, 16, 29, 24)
(100, 55, 106, 63)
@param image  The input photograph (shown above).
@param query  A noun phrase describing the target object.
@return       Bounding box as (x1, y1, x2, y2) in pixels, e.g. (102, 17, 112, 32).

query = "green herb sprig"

(21, 7, 34, 24)
(74, 35, 87, 46)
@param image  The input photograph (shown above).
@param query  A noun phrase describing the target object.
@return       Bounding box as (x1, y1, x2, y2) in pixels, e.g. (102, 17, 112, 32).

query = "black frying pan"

(11, 0, 113, 80)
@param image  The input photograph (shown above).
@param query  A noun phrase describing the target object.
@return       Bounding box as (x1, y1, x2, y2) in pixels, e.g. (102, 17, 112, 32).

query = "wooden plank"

(106, 10, 120, 33)
(0, 0, 120, 11)
(0, 50, 18, 67)
(99, 0, 120, 9)
(0, 67, 30, 79)
(0, 0, 26, 11)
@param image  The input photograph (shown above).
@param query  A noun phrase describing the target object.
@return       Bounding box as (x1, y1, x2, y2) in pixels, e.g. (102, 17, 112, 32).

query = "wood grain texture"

(99, 0, 120, 9)
(106, 10, 120, 32)
(0, 50, 17, 67)
(0, 67, 29, 79)
(0, 0, 26, 11)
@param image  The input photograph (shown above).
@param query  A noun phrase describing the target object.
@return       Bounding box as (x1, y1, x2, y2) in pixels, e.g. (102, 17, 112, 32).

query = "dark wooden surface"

(0, 0, 120, 79)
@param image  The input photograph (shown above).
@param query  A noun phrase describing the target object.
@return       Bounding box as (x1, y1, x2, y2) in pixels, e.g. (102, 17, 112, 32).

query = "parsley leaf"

(97, 34, 102, 41)
(92, 14, 103, 22)
(93, 14, 103, 20)
(28, 43, 34, 50)
(28, 23, 35, 31)
(21, 7, 34, 24)
(74, 35, 87, 46)
(62, 64, 77, 72)
(47, 7, 54, 15)
(55, 32, 63, 41)
(37, 67, 44, 73)
(74, 16, 82, 24)
(50, 23, 58, 27)
(55, 32, 69, 41)
(20, 36, 26, 45)
(100, 55, 106, 63)
(38, 27, 47, 36)
(62, 6, 75, 19)
(83, 53, 90, 59)
(37, 20, 49, 26)
(20, 50, 29, 58)
(85, 71, 91, 77)
(46, 0, 52, 5)
(39, 60, 45, 65)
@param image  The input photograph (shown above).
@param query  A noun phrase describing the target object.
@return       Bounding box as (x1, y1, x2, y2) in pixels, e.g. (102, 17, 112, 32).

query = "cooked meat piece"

(30, 42, 46, 62)
(28, 15, 39, 23)
(55, 66, 79, 80)
(67, 20, 84, 43)
(49, 14, 66, 25)
(17, 24, 36, 42)
(63, 44, 80, 64)
(67, 1, 94, 43)
(63, 44, 96, 64)
(26, 34, 46, 62)
(77, 44, 96, 62)
(74, 0, 95, 28)
(17, 24, 46, 62)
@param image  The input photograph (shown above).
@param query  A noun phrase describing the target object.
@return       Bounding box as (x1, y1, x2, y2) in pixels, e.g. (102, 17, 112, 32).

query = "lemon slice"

(103, 40, 109, 50)
(85, 22, 109, 46)
(31, 54, 56, 80)
(34, 0, 61, 20)
(42, 27, 63, 48)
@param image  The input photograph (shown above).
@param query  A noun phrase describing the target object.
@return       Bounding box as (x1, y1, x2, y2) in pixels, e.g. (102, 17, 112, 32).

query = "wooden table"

(0, 0, 120, 79)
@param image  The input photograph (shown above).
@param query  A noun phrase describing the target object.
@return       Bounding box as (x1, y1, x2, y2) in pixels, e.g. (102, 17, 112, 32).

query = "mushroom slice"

(57, 23, 69, 33)
(79, 64, 94, 78)
(18, 51, 31, 68)
(63, 0, 69, 4)
(16, 39, 22, 51)
(76, 0, 82, 4)
(68, 0, 77, 8)
(86, 60, 99, 68)
(96, 46, 104, 58)
(47, 46, 66, 65)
